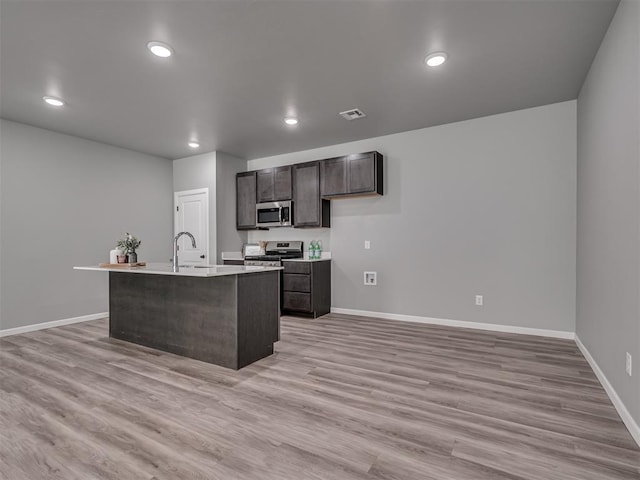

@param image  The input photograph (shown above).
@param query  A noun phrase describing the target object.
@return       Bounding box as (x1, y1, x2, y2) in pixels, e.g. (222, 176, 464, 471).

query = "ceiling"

(0, 0, 618, 160)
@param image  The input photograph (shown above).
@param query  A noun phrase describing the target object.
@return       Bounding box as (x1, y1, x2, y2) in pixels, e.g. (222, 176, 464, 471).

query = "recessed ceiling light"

(188, 141, 200, 148)
(147, 41, 173, 58)
(424, 52, 448, 67)
(284, 117, 298, 126)
(42, 96, 65, 107)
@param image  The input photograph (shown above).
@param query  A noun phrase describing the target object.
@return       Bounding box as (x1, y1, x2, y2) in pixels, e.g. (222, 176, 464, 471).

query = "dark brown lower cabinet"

(282, 260, 331, 318)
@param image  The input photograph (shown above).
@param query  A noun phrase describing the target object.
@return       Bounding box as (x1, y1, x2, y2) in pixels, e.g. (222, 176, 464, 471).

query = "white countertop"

(285, 252, 332, 262)
(74, 263, 283, 277)
(283, 257, 331, 263)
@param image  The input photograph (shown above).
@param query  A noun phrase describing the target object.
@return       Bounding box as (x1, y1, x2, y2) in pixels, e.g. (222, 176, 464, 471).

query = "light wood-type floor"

(1, 313, 639, 480)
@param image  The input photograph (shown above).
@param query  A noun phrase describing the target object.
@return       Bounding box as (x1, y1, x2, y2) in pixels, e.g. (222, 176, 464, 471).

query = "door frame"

(174, 188, 210, 264)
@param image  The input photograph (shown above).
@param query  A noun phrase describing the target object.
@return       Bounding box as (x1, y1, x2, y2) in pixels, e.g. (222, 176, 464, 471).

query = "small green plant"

(116, 232, 142, 254)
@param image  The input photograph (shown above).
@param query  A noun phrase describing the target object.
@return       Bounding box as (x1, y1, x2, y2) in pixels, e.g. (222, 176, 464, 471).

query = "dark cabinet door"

(283, 273, 311, 292)
(293, 161, 330, 227)
(236, 171, 257, 230)
(348, 152, 377, 194)
(256, 166, 292, 202)
(283, 292, 311, 312)
(293, 162, 320, 226)
(319, 151, 383, 198)
(256, 169, 275, 203)
(320, 157, 347, 197)
(273, 166, 292, 201)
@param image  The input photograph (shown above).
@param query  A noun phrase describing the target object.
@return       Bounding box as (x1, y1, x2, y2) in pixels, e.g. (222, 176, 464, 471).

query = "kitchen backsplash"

(247, 228, 331, 252)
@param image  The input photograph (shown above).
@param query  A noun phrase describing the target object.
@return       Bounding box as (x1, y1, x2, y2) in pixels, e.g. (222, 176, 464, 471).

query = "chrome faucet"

(172, 231, 197, 268)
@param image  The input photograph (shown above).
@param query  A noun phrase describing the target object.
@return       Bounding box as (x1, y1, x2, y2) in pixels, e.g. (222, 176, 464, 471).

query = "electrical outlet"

(364, 240, 371, 250)
(364, 271, 377, 286)
(626, 352, 632, 376)
(475, 295, 483, 306)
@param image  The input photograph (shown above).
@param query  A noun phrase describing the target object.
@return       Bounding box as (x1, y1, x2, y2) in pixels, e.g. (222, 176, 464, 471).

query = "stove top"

(244, 253, 301, 261)
(243, 241, 303, 263)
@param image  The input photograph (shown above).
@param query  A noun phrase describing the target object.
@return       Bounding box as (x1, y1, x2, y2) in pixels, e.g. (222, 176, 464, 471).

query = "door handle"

(200, 255, 205, 259)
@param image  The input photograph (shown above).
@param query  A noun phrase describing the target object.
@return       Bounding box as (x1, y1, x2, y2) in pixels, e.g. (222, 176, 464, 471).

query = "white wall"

(216, 152, 248, 262)
(248, 101, 577, 333)
(173, 151, 248, 263)
(0, 119, 173, 330)
(576, 0, 640, 426)
(173, 152, 218, 263)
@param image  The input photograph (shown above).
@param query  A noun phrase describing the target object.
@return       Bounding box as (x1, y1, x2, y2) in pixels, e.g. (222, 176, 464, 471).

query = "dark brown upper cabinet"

(236, 171, 257, 230)
(256, 165, 292, 203)
(320, 151, 383, 198)
(292, 161, 330, 228)
(319, 156, 347, 197)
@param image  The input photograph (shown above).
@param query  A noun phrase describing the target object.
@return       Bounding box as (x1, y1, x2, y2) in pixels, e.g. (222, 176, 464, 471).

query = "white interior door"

(174, 188, 209, 265)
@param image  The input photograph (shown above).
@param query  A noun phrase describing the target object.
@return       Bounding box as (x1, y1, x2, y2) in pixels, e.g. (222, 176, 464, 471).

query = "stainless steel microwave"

(256, 201, 293, 228)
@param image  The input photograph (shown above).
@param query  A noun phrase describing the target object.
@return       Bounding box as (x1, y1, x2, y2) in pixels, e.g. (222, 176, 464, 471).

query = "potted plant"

(117, 232, 142, 263)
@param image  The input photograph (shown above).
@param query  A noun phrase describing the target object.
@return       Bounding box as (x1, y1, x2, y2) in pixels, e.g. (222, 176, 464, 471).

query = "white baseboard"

(575, 335, 640, 447)
(330, 307, 575, 340)
(0, 312, 109, 337)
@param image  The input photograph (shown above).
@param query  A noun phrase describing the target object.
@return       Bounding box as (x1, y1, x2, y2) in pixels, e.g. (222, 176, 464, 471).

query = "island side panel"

(236, 270, 280, 369)
(109, 271, 169, 351)
(109, 272, 239, 369)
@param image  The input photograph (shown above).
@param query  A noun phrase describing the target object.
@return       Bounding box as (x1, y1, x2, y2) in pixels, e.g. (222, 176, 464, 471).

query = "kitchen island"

(74, 264, 282, 369)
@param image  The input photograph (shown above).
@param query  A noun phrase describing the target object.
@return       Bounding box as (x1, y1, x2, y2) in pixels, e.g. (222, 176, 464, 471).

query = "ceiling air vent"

(339, 108, 367, 121)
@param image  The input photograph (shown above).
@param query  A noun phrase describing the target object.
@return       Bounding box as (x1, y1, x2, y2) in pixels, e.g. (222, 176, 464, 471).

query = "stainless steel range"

(244, 241, 303, 266)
